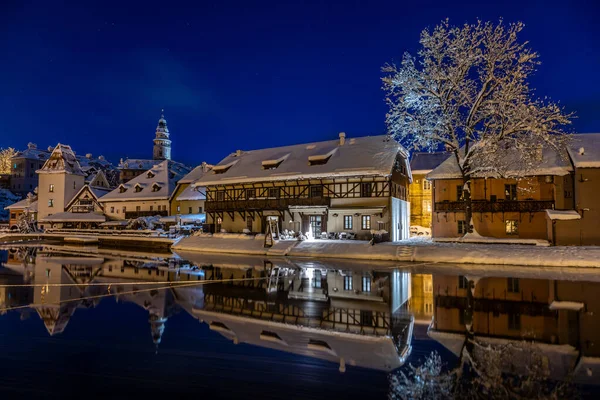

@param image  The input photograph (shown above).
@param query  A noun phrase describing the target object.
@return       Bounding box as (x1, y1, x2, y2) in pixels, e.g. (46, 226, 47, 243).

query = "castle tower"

(153, 110, 172, 161)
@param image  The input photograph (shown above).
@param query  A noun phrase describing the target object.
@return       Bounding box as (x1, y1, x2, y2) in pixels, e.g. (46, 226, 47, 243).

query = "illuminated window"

(48, 199, 54, 207)
(505, 220, 518, 235)
(361, 215, 371, 230)
(343, 215, 353, 230)
(49, 184, 54, 192)
(343, 275, 352, 291)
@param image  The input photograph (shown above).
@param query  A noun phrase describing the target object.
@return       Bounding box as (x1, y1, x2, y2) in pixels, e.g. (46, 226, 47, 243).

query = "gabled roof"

(176, 184, 206, 201)
(179, 163, 212, 184)
(4, 198, 37, 212)
(410, 152, 452, 175)
(37, 144, 85, 176)
(100, 160, 191, 202)
(65, 184, 112, 211)
(194, 134, 407, 187)
(427, 142, 573, 180)
(567, 133, 600, 169)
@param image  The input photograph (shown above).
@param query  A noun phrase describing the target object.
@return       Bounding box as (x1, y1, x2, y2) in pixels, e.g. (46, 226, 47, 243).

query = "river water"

(0, 244, 598, 399)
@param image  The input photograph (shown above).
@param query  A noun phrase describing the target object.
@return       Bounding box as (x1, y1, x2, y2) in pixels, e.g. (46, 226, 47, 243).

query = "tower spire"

(153, 109, 172, 161)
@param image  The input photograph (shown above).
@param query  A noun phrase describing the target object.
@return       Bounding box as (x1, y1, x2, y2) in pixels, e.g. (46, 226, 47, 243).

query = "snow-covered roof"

(427, 142, 572, 180)
(4, 198, 37, 212)
(194, 135, 408, 187)
(118, 158, 162, 171)
(39, 211, 106, 223)
(179, 163, 212, 184)
(12, 147, 51, 161)
(176, 184, 206, 201)
(410, 152, 452, 175)
(100, 160, 191, 202)
(567, 133, 600, 168)
(37, 144, 85, 176)
(545, 209, 581, 221)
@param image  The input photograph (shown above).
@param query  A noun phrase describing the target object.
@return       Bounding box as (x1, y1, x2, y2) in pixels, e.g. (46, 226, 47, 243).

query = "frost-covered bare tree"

(390, 340, 577, 400)
(383, 20, 573, 230)
(0, 147, 17, 174)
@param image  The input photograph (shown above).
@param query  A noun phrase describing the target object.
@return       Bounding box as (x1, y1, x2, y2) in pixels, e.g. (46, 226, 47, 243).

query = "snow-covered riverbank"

(173, 235, 600, 268)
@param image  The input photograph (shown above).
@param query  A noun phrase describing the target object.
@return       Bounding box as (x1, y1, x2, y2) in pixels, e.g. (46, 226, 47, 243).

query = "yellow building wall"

(409, 173, 433, 228)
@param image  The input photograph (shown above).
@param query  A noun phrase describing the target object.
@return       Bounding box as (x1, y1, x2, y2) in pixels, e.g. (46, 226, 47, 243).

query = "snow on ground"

(173, 234, 600, 268)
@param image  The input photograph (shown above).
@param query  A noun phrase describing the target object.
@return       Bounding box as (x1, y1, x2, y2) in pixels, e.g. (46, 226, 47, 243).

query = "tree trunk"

(463, 176, 473, 234)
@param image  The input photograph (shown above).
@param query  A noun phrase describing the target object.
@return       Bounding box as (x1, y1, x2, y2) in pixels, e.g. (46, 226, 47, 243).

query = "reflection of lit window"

(343, 275, 352, 291)
(362, 276, 371, 292)
(507, 277, 520, 293)
(458, 220, 467, 234)
(423, 200, 432, 213)
(312, 270, 322, 288)
(424, 280, 433, 293)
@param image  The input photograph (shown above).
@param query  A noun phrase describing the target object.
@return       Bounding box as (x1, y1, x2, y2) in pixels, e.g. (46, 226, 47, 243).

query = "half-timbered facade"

(193, 133, 411, 240)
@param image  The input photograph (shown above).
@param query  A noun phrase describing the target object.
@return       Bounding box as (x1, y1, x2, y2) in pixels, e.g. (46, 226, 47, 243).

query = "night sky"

(1, 0, 599, 166)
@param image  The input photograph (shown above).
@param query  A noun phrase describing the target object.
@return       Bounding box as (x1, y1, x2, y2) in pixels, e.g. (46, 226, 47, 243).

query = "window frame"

(343, 215, 353, 230)
(343, 275, 353, 291)
(361, 215, 371, 230)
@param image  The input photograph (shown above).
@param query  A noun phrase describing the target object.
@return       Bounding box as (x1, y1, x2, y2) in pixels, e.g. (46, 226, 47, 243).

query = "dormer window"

(213, 160, 238, 174)
(134, 184, 143, 193)
(308, 148, 337, 166)
(152, 183, 161, 192)
(147, 171, 155, 179)
(262, 154, 289, 170)
(119, 185, 127, 193)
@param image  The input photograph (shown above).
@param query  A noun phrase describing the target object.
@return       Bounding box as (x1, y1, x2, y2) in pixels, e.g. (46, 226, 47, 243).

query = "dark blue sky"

(1, 0, 599, 166)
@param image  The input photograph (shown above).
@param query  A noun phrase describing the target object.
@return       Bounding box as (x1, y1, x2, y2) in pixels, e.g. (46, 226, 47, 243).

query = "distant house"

(9, 143, 50, 195)
(169, 162, 211, 217)
(10, 142, 116, 196)
(65, 171, 113, 214)
(37, 144, 87, 229)
(408, 152, 451, 230)
(194, 133, 411, 240)
(427, 142, 574, 241)
(100, 160, 191, 220)
(4, 197, 37, 230)
(547, 133, 600, 245)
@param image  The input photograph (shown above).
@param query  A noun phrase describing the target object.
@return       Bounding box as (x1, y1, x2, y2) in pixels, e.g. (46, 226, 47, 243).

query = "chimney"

(27, 142, 37, 150)
(339, 132, 346, 146)
(47, 146, 53, 152)
(235, 150, 242, 157)
(98, 155, 105, 161)
(86, 153, 93, 159)
(579, 147, 585, 156)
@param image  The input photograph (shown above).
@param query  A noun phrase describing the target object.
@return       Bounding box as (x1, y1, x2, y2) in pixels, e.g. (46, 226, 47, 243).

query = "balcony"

(434, 200, 554, 213)
(206, 197, 331, 212)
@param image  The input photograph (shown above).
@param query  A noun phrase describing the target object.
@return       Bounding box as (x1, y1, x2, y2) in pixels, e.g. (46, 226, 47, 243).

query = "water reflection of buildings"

(181, 254, 413, 371)
(0, 248, 414, 372)
(428, 271, 600, 383)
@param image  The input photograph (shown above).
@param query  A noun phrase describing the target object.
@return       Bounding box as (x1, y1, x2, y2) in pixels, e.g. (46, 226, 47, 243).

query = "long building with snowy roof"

(100, 160, 191, 220)
(193, 133, 411, 241)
